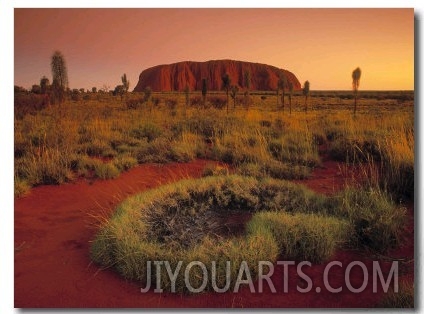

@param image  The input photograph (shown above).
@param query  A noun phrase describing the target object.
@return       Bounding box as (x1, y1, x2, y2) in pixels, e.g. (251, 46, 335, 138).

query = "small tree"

(143, 86, 152, 111)
(352, 67, 361, 115)
(184, 85, 190, 109)
(244, 71, 251, 95)
(222, 73, 231, 113)
(230, 85, 239, 109)
(201, 78, 208, 108)
(114, 85, 125, 100)
(40, 76, 50, 95)
(15, 86, 27, 94)
(303, 80, 310, 113)
(31, 84, 41, 94)
(122, 73, 130, 93)
(288, 81, 294, 115)
(50, 50, 68, 106)
(92, 87, 97, 93)
(71, 89, 81, 101)
(243, 71, 251, 110)
(278, 72, 287, 110)
(144, 86, 152, 102)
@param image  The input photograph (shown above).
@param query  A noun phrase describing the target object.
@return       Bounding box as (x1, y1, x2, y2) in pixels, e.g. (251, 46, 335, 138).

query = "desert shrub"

(14, 141, 27, 159)
(126, 97, 144, 109)
(133, 137, 195, 164)
(238, 95, 253, 108)
(101, 148, 117, 158)
(149, 97, 160, 106)
(71, 91, 81, 101)
(268, 133, 320, 167)
(328, 138, 354, 161)
(325, 129, 344, 142)
(208, 96, 227, 109)
(327, 187, 406, 252)
(165, 98, 178, 110)
(83, 138, 112, 157)
(247, 211, 351, 263)
(201, 163, 229, 177)
(167, 144, 196, 163)
(380, 129, 414, 200)
(19, 148, 75, 186)
(236, 162, 264, 178)
(76, 156, 119, 179)
(260, 120, 272, 127)
(130, 123, 163, 142)
(237, 161, 310, 180)
(312, 133, 325, 145)
(75, 156, 101, 177)
(134, 138, 170, 163)
(329, 138, 382, 162)
(113, 155, 138, 171)
(14, 93, 48, 119)
(262, 160, 310, 180)
(183, 113, 228, 139)
(94, 162, 120, 179)
(14, 177, 30, 198)
(190, 96, 202, 107)
(382, 161, 414, 201)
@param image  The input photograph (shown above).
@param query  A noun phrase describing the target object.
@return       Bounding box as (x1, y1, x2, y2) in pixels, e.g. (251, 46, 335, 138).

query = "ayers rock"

(133, 59, 301, 92)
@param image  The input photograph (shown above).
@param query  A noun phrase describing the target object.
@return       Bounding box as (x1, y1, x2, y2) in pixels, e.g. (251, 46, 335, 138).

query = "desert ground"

(14, 90, 414, 308)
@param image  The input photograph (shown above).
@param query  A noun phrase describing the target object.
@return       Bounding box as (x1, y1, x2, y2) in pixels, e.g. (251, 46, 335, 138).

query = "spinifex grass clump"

(91, 175, 404, 293)
(326, 187, 407, 251)
(247, 212, 351, 263)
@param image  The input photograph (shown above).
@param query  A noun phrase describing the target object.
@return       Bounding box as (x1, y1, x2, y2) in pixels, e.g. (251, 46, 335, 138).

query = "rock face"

(133, 59, 301, 92)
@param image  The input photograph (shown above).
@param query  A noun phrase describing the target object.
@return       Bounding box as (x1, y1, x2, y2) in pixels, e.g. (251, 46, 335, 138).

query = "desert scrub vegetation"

(14, 176, 30, 198)
(376, 280, 414, 308)
(247, 211, 351, 263)
(91, 175, 406, 293)
(14, 90, 413, 201)
(324, 110, 414, 200)
(326, 187, 407, 252)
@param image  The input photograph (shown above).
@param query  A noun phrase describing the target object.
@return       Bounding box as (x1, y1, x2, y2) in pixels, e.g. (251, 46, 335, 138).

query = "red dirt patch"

(14, 159, 414, 308)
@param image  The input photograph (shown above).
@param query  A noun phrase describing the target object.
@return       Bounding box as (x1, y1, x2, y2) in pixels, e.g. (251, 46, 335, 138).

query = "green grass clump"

(76, 156, 121, 179)
(17, 148, 75, 186)
(94, 162, 121, 179)
(113, 155, 138, 171)
(14, 177, 30, 198)
(247, 211, 351, 263)
(268, 132, 320, 167)
(130, 122, 163, 142)
(201, 163, 229, 177)
(236, 160, 310, 180)
(327, 187, 406, 252)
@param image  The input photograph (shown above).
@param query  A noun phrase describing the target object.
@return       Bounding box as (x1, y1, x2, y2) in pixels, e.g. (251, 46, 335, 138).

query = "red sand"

(14, 159, 414, 308)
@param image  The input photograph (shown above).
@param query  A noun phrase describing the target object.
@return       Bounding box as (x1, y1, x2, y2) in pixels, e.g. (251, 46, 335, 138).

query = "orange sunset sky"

(14, 8, 414, 91)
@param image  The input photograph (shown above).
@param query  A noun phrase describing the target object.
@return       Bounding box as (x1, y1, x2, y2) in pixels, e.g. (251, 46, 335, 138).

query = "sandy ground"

(14, 159, 413, 308)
